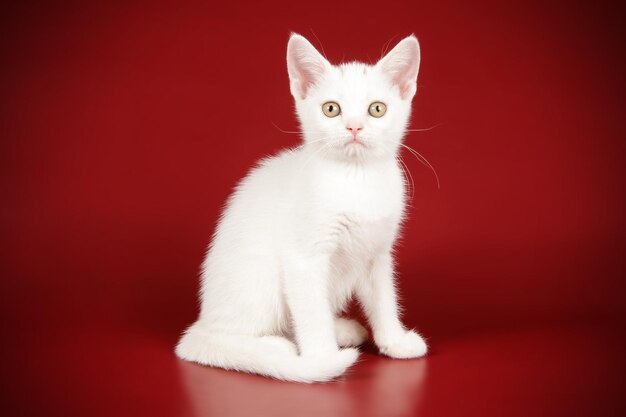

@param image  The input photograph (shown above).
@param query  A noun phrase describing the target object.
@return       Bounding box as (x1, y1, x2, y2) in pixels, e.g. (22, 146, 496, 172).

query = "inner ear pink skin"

(287, 34, 331, 99)
(375, 36, 421, 100)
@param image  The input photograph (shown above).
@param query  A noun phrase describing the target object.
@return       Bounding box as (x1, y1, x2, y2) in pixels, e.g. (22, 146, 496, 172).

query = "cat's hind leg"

(176, 320, 358, 383)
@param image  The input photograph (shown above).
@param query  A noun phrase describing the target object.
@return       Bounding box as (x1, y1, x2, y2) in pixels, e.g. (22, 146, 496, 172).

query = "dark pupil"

(375, 105, 380, 112)
(328, 105, 334, 112)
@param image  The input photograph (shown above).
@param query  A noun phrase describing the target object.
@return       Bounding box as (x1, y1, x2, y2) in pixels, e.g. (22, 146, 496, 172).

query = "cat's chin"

(338, 150, 383, 164)
(343, 140, 367, 148)
(343, 144, 368, 159)
(317, 144, 390, 164)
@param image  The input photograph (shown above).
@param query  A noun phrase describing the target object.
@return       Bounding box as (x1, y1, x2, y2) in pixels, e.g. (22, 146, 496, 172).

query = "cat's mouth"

(343, 137, 367, 148)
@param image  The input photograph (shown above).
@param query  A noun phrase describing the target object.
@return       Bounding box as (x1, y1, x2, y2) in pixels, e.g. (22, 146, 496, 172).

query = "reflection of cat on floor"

(176, 33, 428, 382)
(177, 355, 427, 417)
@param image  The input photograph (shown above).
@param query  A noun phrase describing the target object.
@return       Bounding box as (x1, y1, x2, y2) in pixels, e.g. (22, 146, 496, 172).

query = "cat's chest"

(331, 211, 398, 255)
(312, 165, 404, 252)
(314, 164, 404, 221)
(297, 163, 405, 253)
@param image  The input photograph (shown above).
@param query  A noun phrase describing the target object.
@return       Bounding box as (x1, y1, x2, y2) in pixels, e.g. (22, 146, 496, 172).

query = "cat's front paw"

(376, 330, 428, 359)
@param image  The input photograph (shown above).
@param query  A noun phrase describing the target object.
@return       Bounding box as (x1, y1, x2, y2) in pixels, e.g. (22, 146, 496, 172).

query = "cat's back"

(215, 148, 304, 233)
(201, 148, 303, 294)
(232, 148, 302, 203)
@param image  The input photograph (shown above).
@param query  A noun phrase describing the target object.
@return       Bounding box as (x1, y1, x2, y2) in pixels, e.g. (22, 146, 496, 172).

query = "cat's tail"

(175, 321, 359, 383)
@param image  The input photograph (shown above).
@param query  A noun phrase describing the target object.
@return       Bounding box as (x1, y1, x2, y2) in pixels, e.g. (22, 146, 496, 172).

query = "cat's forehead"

(337, 62, 371, 81)
(321, 62, 390, 98)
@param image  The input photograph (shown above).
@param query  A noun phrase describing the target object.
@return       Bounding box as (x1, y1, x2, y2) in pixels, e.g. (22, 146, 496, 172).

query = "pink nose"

(347, 127, 362, 137)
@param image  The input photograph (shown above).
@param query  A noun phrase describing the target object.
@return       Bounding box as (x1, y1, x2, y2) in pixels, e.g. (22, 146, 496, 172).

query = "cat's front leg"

(283, 252, 360, 362)
(357, 252, 427, 359)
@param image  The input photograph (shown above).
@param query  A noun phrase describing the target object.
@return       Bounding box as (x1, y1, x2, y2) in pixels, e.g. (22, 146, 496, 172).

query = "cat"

(176, 33, 428, 382)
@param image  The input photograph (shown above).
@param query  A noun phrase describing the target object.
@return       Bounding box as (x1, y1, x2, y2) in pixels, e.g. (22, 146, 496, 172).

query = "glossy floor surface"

(4, 322, 625, 417)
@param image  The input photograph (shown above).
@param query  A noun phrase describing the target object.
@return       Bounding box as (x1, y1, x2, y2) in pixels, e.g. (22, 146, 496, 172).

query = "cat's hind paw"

(335, 317, 369, 347)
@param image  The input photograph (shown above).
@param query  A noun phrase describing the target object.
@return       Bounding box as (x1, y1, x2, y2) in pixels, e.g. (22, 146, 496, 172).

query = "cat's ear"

(287, 33, 331, 100)
(375, 35, 421, 100)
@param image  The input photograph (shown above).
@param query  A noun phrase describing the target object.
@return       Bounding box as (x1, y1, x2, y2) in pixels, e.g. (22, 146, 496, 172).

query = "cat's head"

(287, 33, 420, 162)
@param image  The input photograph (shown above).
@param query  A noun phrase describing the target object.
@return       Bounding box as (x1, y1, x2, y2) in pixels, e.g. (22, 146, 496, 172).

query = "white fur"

(176, 33, 427, 382)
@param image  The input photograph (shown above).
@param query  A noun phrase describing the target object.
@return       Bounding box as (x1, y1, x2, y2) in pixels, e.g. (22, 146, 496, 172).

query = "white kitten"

(176, 33, 427, 382)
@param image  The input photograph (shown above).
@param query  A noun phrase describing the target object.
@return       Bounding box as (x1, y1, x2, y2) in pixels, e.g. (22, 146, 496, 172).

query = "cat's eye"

(322, 102, 341, 118)
(368, 102, 387, 118)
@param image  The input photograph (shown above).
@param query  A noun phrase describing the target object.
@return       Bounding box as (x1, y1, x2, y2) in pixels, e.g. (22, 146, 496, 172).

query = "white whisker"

(380, 35, 398, 59)
(397, 156, 415, 201)
(398, 143, 440, 189)
(271, 122, 301, 135)
(405, 123, 443, 132)
(309, 28, 328, 60)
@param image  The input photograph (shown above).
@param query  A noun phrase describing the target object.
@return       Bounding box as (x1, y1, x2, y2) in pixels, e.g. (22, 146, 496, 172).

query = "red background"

(2, 1, 625, 416)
